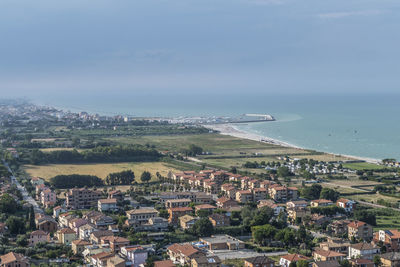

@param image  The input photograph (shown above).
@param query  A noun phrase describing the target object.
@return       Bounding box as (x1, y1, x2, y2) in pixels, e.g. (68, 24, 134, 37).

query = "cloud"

(317, 10, 384, 19)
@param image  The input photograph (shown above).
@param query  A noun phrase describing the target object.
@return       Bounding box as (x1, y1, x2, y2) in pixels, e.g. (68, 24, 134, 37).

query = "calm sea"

(32, 93, 400, 161)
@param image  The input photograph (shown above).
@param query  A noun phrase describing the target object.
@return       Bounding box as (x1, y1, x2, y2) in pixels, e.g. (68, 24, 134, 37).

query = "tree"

(354, 210, 377, 226)
(6, 216, 26, 235)
(277, 166, 292, 177)
(251, 207, 274, 226)
(320, 188, 340, 202)
(106, 170, 135, 185)
(28, 206, 36, 230)
(252, 224, 277, 245)
(301, 184, 322, 200)
(192, 218, 214, 237)
(16, 235, 28, 246)
(373, 255, 382, 267)
(0, 193, 18, 214)
(297, 261, 309, 267)
(140, 171, 152, 183)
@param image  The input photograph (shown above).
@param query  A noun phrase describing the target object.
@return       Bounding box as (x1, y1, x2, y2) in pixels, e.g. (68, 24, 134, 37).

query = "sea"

(31, 92, 400, 161)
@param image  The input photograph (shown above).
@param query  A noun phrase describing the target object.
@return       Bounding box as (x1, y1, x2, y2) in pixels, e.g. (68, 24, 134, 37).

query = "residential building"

(287, 207, 311, 223)
(348, 243, 379, 260)
(53, 206, 66, 218)
(191, 256, 222, 267)
(106, 255, 126, 267)
(40, 189, 56, 208)
(380, 252, 400, 267)
(236, 190, 253, 204)
(66, 188, 103, 209)
(279, 254, 311, 267)
(374, 229, 400, 252)
(167, 243, 205, 266)
(258, 200, 285, 216)
(108, 190, 124, 203)
(208, 214, 230, 228)
(313, 250, 345, 262)
(349, 259, 374, 267)
(120, 246, 148, 267)
(194, 204, 217, 215)
(348, 221, 373, 241)
(336, 198, 356, 213)
(126, 208, 159, 226)
(329, 220, 351, 236)
(0, 252, 30, 267)
(69, 218, 88, 234)
(312, 261, 341, 267)
(252, 188, 267, 202)
(100, 236, 130, 252)
(90, 230, 114, 244)
(286, 200, 308, 209)
(244, 256, 275, 267)
(154, 260, 175, 267)
(216, 197, 239, 209)
(165, 199, 191, 209)
(133, 217, 169, 232)
(56, 228, 77, 245)
(179, 215, 199, 230)
(311, 199, 334, 207)
(168, 207, 193, 225)
(269, 186, 298, 202)
(29, 230, 48, 246)
(72, 239, 91, 255)
(199, 235, 245, 251)
(36, 216, 58, 233)
(319, 238, 350, 254)
(79, 223, 97, 241)
(31, 177, 44, 186)
(98, 199, 118, 212)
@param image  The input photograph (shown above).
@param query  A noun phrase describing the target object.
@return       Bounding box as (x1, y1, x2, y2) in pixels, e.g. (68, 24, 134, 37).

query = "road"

(357, 200, 400, 212)
(3, 161, 43, 214)
(288, 224, 328, 238)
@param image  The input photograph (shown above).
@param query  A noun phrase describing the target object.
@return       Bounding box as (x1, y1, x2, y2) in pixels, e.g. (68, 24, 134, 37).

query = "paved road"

(358, 200, 400, 212)
(288, 224, 328, 238)
(3, 161, 43, 214)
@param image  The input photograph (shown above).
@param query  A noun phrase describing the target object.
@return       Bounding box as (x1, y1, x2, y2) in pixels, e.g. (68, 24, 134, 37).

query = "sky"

(0, 0, 399, 98)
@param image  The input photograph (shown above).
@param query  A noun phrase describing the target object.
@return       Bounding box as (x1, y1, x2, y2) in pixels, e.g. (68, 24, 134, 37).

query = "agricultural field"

(23, 162, 179, 182)
(375, 214, 400, 231)
(342, 162, 387, 171)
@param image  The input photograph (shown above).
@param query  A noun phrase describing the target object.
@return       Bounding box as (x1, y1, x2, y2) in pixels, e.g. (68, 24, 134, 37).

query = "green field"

(343, 162, 386, 171)
(375, 214, 400, 231)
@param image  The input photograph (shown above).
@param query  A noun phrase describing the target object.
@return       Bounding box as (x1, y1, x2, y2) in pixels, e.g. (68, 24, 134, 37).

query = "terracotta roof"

(169, 207, 193, 212)
(92, 251, 114, 260)
(348, 220, 367, 229)
(350, 242, 377, 251)
(72, 239, 91, 246)
(0, 252, 29, 265)
(350, 258, 374, 264)
(101, 236, 129, 243)
(337, 198, 350, 204)
(314, 249, 346, 257)
(312, 199, 333, 204)
(126, 208, 158, 215)
(154, 259, 176, 267)
(281, 254, 311, 262)
(30, 230, 47, 236)
(58, 228, 76, 234)
(195, 204, 217, 210)
(381, 229, 400, 239)
(167, 243, 202, 258)
(237, 190, 252, 194)
(99, 198, 117, 204)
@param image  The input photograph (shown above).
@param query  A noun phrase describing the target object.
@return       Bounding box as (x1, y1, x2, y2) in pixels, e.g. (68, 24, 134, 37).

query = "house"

(199, 235, 245, 251)
(244, 256, 275, 267)
(98, 199, 118, 212)
(311, 199, 334, 207)
(336, 198, 356, 213)
(154, 260, 176, 267)
(133, 217, 169, 232)
(310, 214, 330, 227)
(108, 190, 124, 203)
(86, 213, 114, 229)
(58, 212, 76, 228)
(56, 228, 77, 245)
(53, 206, 66, 218)
(179, 215, 199, 230)
(168, 207, 193, 225)
(286, 200, 308, 209)
(106, 255, 126, 267)
(66, 188, 103, 209)
(269, 186, 298, 203)
(82, 244, 112, 263)
(72, 239, 91, 255)
(165, 199, 192, 208)
(126, 208, 159, 226)
(120, 246, 148, 267)
(252, 188, 267, 202)
(279, 254, 311, 267)
(348, 243, 379, 260)
(349, 258, 374, 267)
(100, 236, 130, 252)
(380, 252, 400, 267)
(191, 255, 222, 267)
(90, 230, 114, 244)
(329, 220, 351, 236)
(319, 238, 350, 254)
(258, 200, 285, 216)
(79, 223, 97, 241)
(287, 207, 311, 223)
(236, 190, 253, 204)
(0, 252, 30, 267)
(90, 251, 114, 267)
(216, 197, 239, 209)
(208, 213, 230, 228)
(313, 250, 345, 262)
(69, 218, 88, 234)
(167, 243, 205, 266)
(348, 221, 373, 241)
(29, 230, 48, 246)
(40, 189, 56, 208)
(31, 177, 44, 186)
(312, 260, 341, 267)
(374, 229, 400, 252)
(194, 204, 217, 215)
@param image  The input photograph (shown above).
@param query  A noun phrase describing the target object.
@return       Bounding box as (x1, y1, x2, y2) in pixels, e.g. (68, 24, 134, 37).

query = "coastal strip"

(205, 123, 381, 164)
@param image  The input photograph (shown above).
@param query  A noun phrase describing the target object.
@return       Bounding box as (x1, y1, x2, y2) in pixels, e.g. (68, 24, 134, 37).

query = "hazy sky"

(0, 0, 399, 97)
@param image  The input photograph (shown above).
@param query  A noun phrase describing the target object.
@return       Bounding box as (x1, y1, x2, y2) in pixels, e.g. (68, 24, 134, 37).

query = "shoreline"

(205, 123, 381, 164)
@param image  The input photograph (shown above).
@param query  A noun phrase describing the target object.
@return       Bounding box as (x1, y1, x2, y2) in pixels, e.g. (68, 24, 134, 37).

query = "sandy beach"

(205, 124, 381, 164)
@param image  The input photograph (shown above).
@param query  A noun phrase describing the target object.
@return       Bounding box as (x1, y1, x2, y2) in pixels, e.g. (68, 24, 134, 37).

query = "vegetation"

(106, 170, 135, 185)
(50, 174, 104, 188)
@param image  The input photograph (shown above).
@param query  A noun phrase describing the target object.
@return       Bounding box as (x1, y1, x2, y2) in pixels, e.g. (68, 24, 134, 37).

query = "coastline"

(205, 123, 381, 164)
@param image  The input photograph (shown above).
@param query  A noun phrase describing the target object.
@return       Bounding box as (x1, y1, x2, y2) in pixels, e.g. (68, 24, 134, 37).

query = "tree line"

(29, 145, 161, 165)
